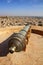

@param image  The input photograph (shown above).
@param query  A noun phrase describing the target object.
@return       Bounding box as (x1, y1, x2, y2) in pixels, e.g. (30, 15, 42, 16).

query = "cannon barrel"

(8, 25, 31, 53)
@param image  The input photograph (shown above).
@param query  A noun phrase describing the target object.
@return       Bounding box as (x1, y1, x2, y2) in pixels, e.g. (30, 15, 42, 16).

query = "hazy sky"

(0, 0, 43, 16)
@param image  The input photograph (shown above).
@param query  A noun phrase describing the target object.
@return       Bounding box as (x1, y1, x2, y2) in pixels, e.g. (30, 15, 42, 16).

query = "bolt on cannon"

(8, 25, 31, 53)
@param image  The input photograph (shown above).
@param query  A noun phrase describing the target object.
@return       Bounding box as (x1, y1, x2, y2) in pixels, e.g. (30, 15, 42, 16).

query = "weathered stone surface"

(0, 26, 43, 65)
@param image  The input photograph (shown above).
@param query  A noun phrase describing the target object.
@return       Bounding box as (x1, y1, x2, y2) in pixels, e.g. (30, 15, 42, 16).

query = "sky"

(0, 0, 43, 16)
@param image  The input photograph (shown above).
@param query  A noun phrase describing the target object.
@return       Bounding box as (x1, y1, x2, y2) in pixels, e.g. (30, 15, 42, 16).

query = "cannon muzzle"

(8, 25, 31, 53)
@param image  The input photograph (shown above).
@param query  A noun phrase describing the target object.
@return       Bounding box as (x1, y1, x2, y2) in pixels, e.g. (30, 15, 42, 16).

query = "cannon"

(8, 25, 31, 53)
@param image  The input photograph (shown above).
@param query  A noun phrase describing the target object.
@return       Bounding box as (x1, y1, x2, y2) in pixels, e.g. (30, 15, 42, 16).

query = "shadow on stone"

(0, 33, 15, 57)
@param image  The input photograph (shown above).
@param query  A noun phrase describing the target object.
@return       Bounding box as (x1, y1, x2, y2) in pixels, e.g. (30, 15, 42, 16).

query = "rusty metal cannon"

(8, 25, 31, 53)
